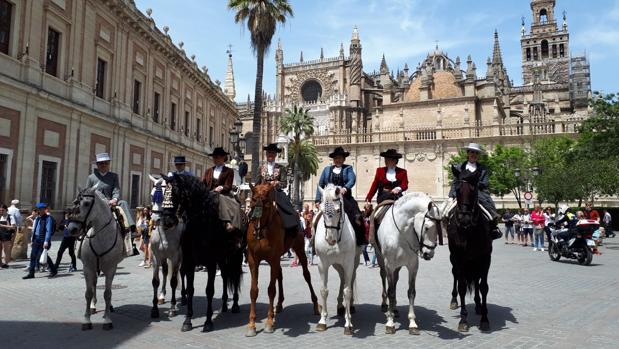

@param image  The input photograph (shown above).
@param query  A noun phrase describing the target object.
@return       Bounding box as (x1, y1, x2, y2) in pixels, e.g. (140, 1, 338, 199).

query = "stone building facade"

(249, 0, 594, 207)
(0, 0, 238, 210)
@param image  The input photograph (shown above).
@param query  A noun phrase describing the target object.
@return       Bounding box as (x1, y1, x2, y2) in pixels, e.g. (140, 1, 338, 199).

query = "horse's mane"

(394, 192, 431, 211)
(322, 183, 340, 202)
(170, 174, 218, 221)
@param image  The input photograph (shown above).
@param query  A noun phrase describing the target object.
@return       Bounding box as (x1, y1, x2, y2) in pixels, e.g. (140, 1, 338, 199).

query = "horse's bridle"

(322, 198, 344, 244)
(69, 193, 118, 258)
(454, 179, 480, 227)
(250, 197, 275, 240)
(391, 201, 441, 254)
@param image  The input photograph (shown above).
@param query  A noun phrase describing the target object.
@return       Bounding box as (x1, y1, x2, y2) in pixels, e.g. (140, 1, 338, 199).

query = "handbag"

(39, 248, 48, 265)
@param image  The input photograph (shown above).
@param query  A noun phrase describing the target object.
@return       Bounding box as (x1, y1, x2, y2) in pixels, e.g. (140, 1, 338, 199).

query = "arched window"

(541, 40, 549, 59)
(539, 9, 548, 23)
(301, 80, 322, 102)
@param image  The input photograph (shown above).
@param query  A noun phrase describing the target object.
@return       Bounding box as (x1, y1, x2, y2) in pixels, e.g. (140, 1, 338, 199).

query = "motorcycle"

(548, 219, 600, 266)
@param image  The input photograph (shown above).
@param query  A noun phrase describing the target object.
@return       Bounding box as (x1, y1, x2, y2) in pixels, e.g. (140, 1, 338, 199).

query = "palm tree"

(228, 0, 293, 182)
(280, 106, 316, 209)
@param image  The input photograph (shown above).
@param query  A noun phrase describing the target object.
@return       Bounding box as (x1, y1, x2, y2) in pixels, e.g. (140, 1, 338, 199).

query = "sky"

(134, 0, 619, 103)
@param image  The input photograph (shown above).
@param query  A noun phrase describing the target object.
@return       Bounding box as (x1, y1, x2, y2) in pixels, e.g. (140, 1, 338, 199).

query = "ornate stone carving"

(285, 68, 336, 102)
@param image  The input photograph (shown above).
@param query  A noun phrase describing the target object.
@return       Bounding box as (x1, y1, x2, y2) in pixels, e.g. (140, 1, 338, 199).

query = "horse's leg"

(457, 274, 469, 332)
(334, 264, 346, 317)
(158, 259, 168, 305)
(342, 263, 354, 336)
(203, 263, 216, 332)
(181, 264, 195, 332)
(449, 265, 459, 310)
(349, 251, 360, 314)
(264, 260, 279, 334)
(293, 238, 319, 315)
(474, 278, 482, 315)
(102, 268, 117, 330)
(407, 261, 420, 335)
(221, 269, 229, 313)
(169, 261, 179, 317)
(231, 254, 241, 313)
(151, 258, 161, 318)
(245, 254, 259, 337)
(316, 261, 329, 332)
(479, 261, 491, 331)
(275, 264, 284, 313)
(180, 267, 187, 306)
(385, 266, 397, 334)
(82, 270, 95, 330)
(378, 254, 388, 312)
(392, 267, 401, 317)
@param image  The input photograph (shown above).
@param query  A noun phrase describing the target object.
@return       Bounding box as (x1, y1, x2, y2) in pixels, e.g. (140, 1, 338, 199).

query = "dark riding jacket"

(448, 162, 490, 198)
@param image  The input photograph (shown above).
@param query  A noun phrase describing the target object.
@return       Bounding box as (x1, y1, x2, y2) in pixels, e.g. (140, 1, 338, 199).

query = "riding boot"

(489, 218, 503, 240)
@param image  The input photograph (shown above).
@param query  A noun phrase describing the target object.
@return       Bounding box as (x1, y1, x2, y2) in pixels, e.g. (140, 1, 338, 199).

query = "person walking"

(302, 204, 314, 265)
(522, 209, 533, 247)
(502, 209, 515, 244)
(602, 210, 615, 238)
(53, 210, 77, 272)
(136, 207, 152, 268)
(531, 204, 545, 251)
(513, 210, 523, 246)
(543, 207, 555, 245)
(23, 203, 57, 279)
(0, 204, 17, 268)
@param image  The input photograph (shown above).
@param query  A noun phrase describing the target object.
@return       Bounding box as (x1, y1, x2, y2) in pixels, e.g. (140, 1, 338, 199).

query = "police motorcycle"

(548, 206, 599, 266)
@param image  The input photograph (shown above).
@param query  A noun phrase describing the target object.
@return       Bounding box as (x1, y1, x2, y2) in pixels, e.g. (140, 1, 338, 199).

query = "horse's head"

(417, 201, 442, 260)
(67, 185, 105, 238)
(451, 164, 481, 229)
(318, 184, 343, 246)
(249, 183, 276, 225)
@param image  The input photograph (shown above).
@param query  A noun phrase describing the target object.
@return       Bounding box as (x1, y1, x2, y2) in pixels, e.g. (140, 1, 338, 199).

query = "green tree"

(530, 136, 579, 206)
(228, 0, 293, 182)
(578, 92, 619, 159)
(280, 106, 316, 209)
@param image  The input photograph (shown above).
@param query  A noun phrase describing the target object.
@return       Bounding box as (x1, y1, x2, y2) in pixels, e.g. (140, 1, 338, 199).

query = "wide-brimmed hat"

(95, 152, 111, 163)
(329, 146, 350, 159)
(463, 143, 484, 154)
(36, 202, 48, 209)
(209, 147, 229, 157)
(10, 199, 19, 205)
(380, 149, 402, 159)
(172, 156, 187, 164)
(263, 143, 282, 153)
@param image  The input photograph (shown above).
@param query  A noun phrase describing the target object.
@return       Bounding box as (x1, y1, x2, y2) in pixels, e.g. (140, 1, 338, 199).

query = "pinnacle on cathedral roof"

(380, 54, 389, 74)
(492, 29, 504, 66)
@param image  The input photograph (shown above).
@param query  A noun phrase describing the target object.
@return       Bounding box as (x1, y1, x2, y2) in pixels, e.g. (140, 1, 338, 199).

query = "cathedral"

(241, 0, 592, 207)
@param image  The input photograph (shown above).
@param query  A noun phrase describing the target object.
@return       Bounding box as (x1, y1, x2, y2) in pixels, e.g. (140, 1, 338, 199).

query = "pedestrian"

(361, 203, 372, 266)
(0, 204, 17, 268)
(531, 204, 545, 251)
(583, 203, 600, 222)
(543, 207, 555, 244)
(602, 210, 615, 238)
(22, 208, 38, 272)
(513, 209, 523, 245)
(53, 209, 77, 272)
(136, 207, 151, 268)
(302, 204, 314, 265)
(502, 209, 515, 244)
(522, 209, 533, 247)
(23, 203, 57, 279)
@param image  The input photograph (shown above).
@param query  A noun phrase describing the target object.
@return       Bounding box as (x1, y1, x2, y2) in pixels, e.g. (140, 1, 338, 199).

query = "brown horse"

(245, 183, 319, 337)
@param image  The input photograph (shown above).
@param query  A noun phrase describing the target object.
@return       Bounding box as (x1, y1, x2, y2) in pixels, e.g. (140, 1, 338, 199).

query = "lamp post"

(275, 132, 291, 197)
(514, 167, 541, 209)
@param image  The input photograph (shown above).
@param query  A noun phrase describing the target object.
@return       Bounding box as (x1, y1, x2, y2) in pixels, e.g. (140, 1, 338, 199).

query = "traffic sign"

(524, 191, 533, 201)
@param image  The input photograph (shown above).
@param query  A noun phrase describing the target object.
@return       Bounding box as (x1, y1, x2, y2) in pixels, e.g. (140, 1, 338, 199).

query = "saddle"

(444, 198, 493, 221)
(368, 200, 395, 246)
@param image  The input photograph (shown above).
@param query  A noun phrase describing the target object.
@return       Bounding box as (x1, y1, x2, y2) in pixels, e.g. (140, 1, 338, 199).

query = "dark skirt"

(275, 190, 299, 230)
(377, 191, 402, 204)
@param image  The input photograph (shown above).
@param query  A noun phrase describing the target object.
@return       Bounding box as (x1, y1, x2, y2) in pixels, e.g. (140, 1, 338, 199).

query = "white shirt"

(7, 205, 21, 226)
(465, 161, 477, 172)
(386, 167, 396, 181)
(213, 165, 224, 179)
(603, 212, 611, 225)
(332, 166, 342, 175)
(267, 162, 275, 176)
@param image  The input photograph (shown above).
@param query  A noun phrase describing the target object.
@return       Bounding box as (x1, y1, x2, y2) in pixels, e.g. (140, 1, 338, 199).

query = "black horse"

(163, 173, 244, 332)
(446, 165, 493, 332)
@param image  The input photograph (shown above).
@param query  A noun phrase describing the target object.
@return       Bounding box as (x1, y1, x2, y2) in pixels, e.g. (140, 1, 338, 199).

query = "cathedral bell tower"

(521, 0, 569, 85)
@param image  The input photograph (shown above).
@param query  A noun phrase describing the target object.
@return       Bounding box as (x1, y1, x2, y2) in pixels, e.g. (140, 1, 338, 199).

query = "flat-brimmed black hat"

(263, 143, 282, 153)
(380, 149, 402, 159)
(209, 147, 229, 157)
(171, 156, 187, 164)
(329, 146, 350, 158)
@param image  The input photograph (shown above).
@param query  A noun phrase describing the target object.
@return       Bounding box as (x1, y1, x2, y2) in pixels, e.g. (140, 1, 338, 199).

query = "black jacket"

(448, 161, 489, 198)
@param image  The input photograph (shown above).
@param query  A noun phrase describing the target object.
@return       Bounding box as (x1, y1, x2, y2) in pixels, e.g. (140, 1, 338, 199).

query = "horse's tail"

(222, 248, 244, 295)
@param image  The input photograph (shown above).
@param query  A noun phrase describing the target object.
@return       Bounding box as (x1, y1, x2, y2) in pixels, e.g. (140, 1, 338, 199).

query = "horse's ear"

(148, 174, 158, 183)
(160, 173, 170, 182)
(318, 186, 325, 197)
(451, 164, 461, 179)
(77, 185, 83, 193)
(90, 182, 99, 191)
(335, 187, 341, 196)
(249, 183, 255, 194)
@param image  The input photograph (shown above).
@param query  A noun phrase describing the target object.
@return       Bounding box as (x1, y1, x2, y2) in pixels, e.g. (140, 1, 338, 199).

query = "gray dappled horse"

(67, 186, 125, 331)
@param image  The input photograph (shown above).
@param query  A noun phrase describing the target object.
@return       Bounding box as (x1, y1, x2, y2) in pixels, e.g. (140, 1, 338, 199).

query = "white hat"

(10, 199, 19, 205)
(95, 152, 111, 163)
(463, 143, 484, 154)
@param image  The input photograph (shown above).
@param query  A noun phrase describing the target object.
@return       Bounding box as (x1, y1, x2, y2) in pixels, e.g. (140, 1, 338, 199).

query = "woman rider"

(365, 149, 409, 205)
(315, 147, 366, 245)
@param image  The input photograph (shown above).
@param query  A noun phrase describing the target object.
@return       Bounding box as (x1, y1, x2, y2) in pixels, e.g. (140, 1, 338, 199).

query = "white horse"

(148, 175, 184, 318)
(373, 193, 442, 335)
(67, 187, 125, 331)
(314, 184, 361, 335)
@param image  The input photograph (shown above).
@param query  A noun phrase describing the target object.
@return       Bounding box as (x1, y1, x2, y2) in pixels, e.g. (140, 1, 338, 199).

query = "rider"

(554, 205, 577, 242)
(203, 147, 242, 232)
(315, 146, 366, 245)
(169, 155, 194, 176)
(85, 152, 135, 254)
(365, 149, 409, 205)
(448, 143, 502, 240)
(256, 144, 299, 234)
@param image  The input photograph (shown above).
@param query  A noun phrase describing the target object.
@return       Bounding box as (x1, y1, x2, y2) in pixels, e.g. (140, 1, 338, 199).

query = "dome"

(404, 71, 463, 102)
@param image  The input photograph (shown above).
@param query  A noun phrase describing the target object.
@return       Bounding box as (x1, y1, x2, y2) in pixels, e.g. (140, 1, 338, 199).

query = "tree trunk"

(250, 46, 265, 183)
(293, 139, 301, 211)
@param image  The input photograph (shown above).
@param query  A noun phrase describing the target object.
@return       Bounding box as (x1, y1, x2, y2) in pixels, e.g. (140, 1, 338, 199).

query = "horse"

(67, 186, 125, 331)
(162, 173, 244, 332)
(314, 184, 361, 335)
(245, 183, 319, 337)
(373, 193, 442, 335)
(445, 165, 493, 332)
(148, 175, 183, 319)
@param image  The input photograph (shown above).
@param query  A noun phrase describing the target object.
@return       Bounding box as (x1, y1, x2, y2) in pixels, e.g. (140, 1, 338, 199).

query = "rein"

(322, 198, 344, 244)
(70, 193, 121, 260)
(390, 201, 441, 255)
(250, 197, 275, 240)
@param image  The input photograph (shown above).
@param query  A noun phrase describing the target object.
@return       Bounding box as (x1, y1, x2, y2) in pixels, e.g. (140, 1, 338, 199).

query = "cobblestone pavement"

(2, 235, 619, 349)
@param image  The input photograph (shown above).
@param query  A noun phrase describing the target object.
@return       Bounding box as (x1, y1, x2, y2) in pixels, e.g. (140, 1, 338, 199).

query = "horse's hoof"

(202, 321, 214, 332)
(264, 324, 274, 333)
(344, 326, 353, 336)
(168, 309, 177, 317)
(151, 308, 160, 319)
(480, 321, 490, 332)
(458, 322, 469, 332)
(316, 323, 327, 332)
(90, 308, 96, 315)
(449, 302, 459, 310)
(231, 304, 240, 313)
(245, 327, 257, 337)
(475, 305, 482, 315)
(158, 298, 165, 305)
(409, 327, 420, 335)
(81, 323, 93, 331)
(222, 304, 229, 313)
(102, 323, 113, 331)
(336, 306, 345, 317)
(380, 304, 388, 312)
(181, 323, 192, 332)
(350, 306, 356, 314)
(385, 326, 396, 335)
